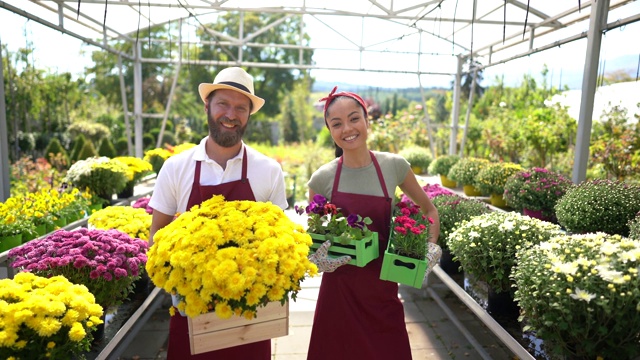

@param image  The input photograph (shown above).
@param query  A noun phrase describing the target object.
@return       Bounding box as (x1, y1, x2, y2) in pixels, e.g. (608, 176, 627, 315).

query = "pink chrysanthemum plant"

(8, 228, 149, 310)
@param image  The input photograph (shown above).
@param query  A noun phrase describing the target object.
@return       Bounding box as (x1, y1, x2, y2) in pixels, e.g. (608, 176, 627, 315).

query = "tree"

(70, 134, 86, 163)
(44, 137, 69, 170)
(98, 138, 117, 158)
(77, 141, 98, 161)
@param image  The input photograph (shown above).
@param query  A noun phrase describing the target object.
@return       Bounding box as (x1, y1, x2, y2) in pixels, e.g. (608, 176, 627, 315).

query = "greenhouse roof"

(2, 0, 639, 78)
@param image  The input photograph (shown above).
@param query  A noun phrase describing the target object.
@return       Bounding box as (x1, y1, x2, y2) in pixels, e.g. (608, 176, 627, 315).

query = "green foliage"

(65, 157, 128, 199)
(77, 141, 98, 161)
(520, 105, 576, 168)
(70, 134, 87, 162)
(503, 167, 572, 215)
(513, 233, 640, 359)
(428, 154, 460, 176)
(399, 146, 432, 172)
(555, 180, 640, 236)
(448, 211, 563, 294)
(44, 137, 69, 169)
(143, 134, 155, 150)
(431, 194, 490, 250)
(629, 212, 640, 240)
(590, 105, 640, 180)
(447, 157, 489, 185)
(474, 162, 523, 195)
(115, 137, 130, 156)
(98, 138, 117, 158)
(315, 127, 333, 148)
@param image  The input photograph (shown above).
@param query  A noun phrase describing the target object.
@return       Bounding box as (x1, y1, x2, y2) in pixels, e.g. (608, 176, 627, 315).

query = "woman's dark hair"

(334, 143, 343, 158)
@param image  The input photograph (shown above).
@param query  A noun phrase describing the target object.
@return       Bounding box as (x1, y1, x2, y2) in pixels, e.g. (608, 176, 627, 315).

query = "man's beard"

(208, 115, 247, 148)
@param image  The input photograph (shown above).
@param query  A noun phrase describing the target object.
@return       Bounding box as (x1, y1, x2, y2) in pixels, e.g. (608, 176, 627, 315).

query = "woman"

(306, 86, 441, 360)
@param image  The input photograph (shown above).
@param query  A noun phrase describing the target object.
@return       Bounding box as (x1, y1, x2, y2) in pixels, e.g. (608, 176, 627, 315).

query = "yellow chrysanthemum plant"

(0, 272, 104, 360)
(146, 195, 318, 319)
(88, 206, 152, 241)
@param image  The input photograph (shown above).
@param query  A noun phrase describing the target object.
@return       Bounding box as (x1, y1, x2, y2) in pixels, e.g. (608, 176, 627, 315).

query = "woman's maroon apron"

(307, 151, 411, 360)
(167, 149, 271, 360)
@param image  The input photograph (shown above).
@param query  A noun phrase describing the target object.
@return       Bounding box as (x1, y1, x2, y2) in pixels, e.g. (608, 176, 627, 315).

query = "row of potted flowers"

(422, 164, 640, 359)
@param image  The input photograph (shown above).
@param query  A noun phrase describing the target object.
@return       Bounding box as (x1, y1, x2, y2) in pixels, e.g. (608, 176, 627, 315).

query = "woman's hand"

(309, 240, 351, 273)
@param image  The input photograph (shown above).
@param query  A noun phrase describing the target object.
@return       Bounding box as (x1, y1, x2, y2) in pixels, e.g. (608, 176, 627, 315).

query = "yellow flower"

(147, 195, 316, 319)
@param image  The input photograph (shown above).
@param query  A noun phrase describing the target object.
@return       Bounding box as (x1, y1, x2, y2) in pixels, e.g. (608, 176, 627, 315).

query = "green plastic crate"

(308, 232, 379, 267)
(379, 239, 428, 289)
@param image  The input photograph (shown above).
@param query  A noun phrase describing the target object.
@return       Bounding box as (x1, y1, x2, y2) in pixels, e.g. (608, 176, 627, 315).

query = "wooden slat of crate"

(188, 301, 289, 354)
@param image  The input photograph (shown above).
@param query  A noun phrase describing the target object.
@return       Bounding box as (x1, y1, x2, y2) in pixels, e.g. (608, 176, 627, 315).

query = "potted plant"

(88, 205, 153, 241)
(146, 195, 315, 353)
(0, 272, 104, 359)
(64, 156, 129, 204)
(474, 162, 523, 207)
(447, 211, 563, 315)
(428, 154, 460, 188)
(113, 156, 153, 198)
(447, 157, 490, 196)
(555, 179, 640, 236)
(380, 201, 441, 288)
(430, 194, 491, 274)
(295, 194, 378, 267)
(399, 146, 432, 175)
(9, 227, 149, 311)
(512, 232, 640, 359)
(503, 167, 572, 221)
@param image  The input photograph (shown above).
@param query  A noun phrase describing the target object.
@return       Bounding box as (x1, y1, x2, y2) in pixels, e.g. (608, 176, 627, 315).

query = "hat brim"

(198, 83, 265, 115)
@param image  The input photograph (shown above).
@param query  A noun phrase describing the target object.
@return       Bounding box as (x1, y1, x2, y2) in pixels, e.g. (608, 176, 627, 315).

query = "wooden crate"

(188, 301, 289, 355)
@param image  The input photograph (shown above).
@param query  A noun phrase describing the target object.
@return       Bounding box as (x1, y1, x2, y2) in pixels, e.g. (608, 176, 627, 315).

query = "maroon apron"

(167, 149, 271, 360)
(307, 151, 411, 360)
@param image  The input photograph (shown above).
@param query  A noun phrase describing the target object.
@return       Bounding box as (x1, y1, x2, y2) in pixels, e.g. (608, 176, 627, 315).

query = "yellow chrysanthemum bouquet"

(0, 272, 104, 360)
(146, 195, 318, 319)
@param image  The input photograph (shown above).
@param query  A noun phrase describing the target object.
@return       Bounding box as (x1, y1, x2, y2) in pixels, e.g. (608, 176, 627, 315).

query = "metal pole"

(449, 55, 462, 156)
(459, 69, 477, 157)
(572, 0, 609, 184)
(118, 55, 133, 156)
(134, 41, 143, 158)
(0, 37, 11, 202)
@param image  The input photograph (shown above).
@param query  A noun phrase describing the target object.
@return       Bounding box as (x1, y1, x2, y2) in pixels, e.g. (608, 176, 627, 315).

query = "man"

(148, 66, 287, 359)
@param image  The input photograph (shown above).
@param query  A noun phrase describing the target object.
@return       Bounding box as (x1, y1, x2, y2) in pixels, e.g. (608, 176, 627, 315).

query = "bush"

(503, 167, 572, 215)
(513, 233, 640, 359)
(44, 137, 69, 169)
(77, 141, 98, 161)
(474, 162, 523, 195)
(115, 137, 130, 156)
(431, 194, 490, 250)
(447, 157, 489, 185)
(98, 138, 117, 158)
(448, 211, 563, 294)
(428, 154, 460, 176)
(399, 146, 432, 173)
(70, 134, 86, 162)
(555, 179, 640, 236)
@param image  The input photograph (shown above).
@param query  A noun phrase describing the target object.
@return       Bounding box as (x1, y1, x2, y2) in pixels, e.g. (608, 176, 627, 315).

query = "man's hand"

(309, 240, 351, 273)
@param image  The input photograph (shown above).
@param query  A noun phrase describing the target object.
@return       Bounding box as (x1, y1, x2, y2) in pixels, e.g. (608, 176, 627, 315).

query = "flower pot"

(439, 248, 462, 275)
(523, 208, 554, 222)
(0, 233, 23, 253)
(487, 288, 519, 320)
(87, 203, 102, 216)
(380, 240, 428, 289)
(411, 166, 423, 175)
(117, 181, 135, 199)
(490, 193, 508, 208)
(439, 174, 457, 188)
(308, 232, 379, 267)
(53, 217, 67, 229)
(35, 224, 47, 236)
(462, 184, 482, 197)
(188, 301, 289, 354)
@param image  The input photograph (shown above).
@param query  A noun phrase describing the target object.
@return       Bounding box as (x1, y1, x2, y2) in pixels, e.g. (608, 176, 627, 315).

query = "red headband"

(320, 86, 368, 119)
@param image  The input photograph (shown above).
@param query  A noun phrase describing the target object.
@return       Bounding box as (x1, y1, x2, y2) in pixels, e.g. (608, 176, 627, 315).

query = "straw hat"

(198, 67, 265, 114)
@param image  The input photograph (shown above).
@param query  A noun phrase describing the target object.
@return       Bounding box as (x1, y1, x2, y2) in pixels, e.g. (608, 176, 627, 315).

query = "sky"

(1, 6, 639, 91)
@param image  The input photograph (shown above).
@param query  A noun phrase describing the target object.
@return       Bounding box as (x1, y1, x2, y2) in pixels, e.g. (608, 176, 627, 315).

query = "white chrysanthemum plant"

(447, 211, 563, 294)
(512, 232, 640, 359)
